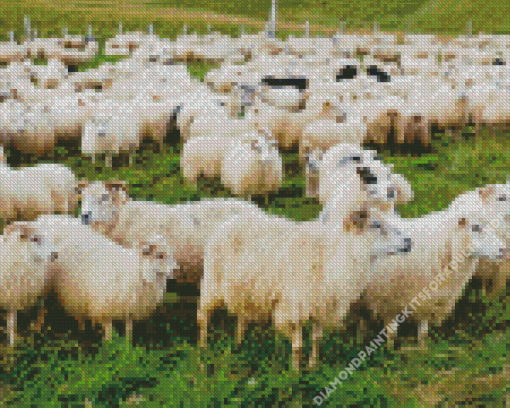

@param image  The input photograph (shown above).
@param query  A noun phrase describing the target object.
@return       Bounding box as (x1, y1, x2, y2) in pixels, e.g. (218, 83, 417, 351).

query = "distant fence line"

(12, 14, 476, 42)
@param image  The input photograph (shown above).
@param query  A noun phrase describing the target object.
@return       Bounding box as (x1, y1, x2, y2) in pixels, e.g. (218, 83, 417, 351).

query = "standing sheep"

(30, 214, 177, 341)
(0, 162, 78, 223)
(447, 183, 510, 294)
(198, 204, 412, 371)
(79, 181, 265, 285)
(0, 222, 58, 346)
(364, 205, 505, 349)
(82, 104, 143, 167)
(221, 133, 283, 200)
(309, 144, 414, 208)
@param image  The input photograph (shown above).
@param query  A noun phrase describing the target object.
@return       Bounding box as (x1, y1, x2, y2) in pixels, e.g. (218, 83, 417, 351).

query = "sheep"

(78, 181, 265, 285)
(0, 221, 58, 346)
(184, 107, 254, 142)
(181, 130, 267, 184)
(305, 144, 414, 208)
(245, 96, 346, 151)
(447, 183, 510, 294)
(28, 59, 68, 89)
(198, 203, 412, 371)
(363, 204, 506, 350)
(81, 103, 143, 167)
(0, 161, 78, 223)
(221, 132, 283, 200)
(10, 103, 57, 155)
(30, 214, 177, 341)
(315, 152, 413, 223)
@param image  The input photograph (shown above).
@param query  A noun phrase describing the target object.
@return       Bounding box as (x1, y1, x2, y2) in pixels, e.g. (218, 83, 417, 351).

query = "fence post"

(339, 21, 344, 35)
(183, 24, 187, 35)
(240, 25, 245, 36)
(148, 24, 153, 35)
(33, 29, 37, 39)
(466, 19, 472, 37)
(24, 15, 31, 40)
(305, 20, 309, 38)
(9, 31, 14, 42)
(88, 25, 93, 37)
(374, 20, 379, 34)
(207, 24, 211, 34)
(62, 26, 68, 37)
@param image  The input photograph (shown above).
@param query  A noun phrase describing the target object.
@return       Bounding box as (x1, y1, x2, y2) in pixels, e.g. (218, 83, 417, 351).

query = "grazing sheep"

(79, 181, 265, 284)
(0, 161, 78, 223)
(364, 204, 506, 349)
(221, 133, 283, 199)
(198, 205, 412, 371)
(448, 183, 510, 294)
(0, 222, 58, 346)
(30, 214, 177, 341)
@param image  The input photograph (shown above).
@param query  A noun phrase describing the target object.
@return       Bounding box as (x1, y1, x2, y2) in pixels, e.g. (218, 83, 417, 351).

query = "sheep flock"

(0, 29, 508, 372)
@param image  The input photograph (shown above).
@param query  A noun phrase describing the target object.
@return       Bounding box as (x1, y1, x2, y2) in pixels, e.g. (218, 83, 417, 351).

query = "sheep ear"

(76, 180, 89, 194)
(105, 180, 129, 194)
(3, 222, 27, 237)
(478, 186, 495, 203)
(458, 217, 468, 228)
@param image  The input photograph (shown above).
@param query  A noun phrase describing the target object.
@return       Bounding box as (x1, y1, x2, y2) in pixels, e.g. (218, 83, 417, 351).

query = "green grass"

(0, 1, 509, 406)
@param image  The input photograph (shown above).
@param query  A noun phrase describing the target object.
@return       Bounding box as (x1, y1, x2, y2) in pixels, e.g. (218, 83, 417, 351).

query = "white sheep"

(30, 214, 177, 341)
(221, 133, 283, 199)
(300, 113, 368, 161)
(78, 181, 265, 285)
(181, 131, 270, 185)
(0, 161, 78, 223)
(0, 221, 58, 346)
(82, 103, 143, 167)
(447, 183, 510, 294)
(364, 204, 505, 349)
(10, 103, 57, 155)
(198, 203, 412, 371)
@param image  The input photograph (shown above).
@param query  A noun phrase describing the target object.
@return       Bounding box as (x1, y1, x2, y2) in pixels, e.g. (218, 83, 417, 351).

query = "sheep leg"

(8, 309, 17, 346)
(385, 324, 395, 350)
(308, 323, 323, 368)
(291, 326, 303, 372)
(104, 320, 113, 341)
(197, 307, 210, 348)
(417, 320, 428, 349)
(105, 154, 113, 168)
(91, 155, 96, 164)
(76, 315, 86, 332)
(33, 306, 47, 332)
(125, 320, 133, 344)
(235, 315, 246, 345)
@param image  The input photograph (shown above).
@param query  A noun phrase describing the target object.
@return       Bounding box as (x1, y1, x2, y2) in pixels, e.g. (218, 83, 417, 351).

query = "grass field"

(0, 0, 509, 406)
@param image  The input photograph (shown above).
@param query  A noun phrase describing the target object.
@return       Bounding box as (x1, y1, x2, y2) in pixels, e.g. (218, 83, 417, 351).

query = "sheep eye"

(372, 222, 381, 229)
(101, 194, 109, 202)
(374, 156, 384, 161)
(498, 195, 506, 202)
(31, 236, 42, 245)
(472, 225, 482, 233)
